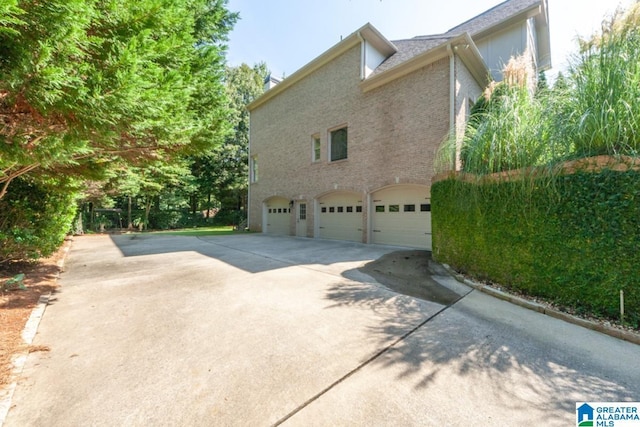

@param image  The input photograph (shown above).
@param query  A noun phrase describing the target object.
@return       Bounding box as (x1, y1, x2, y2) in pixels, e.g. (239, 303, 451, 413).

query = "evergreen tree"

(0, 0, 238, 199)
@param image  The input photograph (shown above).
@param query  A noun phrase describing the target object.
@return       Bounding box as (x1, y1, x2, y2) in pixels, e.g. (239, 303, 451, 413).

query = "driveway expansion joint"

(272, 287, 474, 426)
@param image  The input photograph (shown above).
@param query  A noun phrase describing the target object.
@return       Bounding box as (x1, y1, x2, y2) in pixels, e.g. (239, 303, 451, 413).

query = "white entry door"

(296, 202, 307, 237)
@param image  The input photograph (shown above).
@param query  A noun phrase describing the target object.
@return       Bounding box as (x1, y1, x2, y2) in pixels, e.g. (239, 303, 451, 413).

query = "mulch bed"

(0, 238, 71, 387)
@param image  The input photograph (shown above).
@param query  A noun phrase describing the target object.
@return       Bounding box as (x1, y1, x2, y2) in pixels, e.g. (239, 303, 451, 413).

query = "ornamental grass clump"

(561, 4, 640, 157)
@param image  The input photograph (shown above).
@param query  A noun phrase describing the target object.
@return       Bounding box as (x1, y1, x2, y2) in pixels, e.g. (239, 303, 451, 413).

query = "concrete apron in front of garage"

(4, 234, 640, 427)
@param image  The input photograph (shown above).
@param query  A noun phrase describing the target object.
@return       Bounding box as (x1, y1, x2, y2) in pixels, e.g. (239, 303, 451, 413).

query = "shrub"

(0, 176, 79, 262)
(432, 168, 640, 328)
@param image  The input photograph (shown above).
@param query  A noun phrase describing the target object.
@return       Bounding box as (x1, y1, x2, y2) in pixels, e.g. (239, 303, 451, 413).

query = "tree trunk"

(127, 196, 133, 230)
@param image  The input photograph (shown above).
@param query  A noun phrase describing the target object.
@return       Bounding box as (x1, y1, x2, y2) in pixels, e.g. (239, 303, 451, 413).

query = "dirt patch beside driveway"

(360, 250, 462, 305)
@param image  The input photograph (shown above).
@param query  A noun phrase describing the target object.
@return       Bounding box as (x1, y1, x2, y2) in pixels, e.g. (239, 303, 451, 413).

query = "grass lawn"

(148, 226, 249, 236)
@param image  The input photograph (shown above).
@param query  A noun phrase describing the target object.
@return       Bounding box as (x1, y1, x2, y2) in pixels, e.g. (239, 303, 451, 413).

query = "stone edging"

(441, 264, 640, 346)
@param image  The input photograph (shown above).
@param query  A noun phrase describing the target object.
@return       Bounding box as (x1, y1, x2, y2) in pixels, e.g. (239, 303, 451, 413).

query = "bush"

(0, 177, 79, 262)
(432, 168, 640, 328)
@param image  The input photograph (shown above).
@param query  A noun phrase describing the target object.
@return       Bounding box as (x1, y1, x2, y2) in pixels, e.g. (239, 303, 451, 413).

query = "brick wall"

(249, 44, 461, 239)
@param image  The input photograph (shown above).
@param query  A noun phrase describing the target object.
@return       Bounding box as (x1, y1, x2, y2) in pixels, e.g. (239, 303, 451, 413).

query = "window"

(278, 208, 282, 213)
(346, 206, 353, 213)
(330, 127, 348, 161)
(337, 206, 344, 213)
(329, 207, 335, 213)
(299, 204, 306, 220)
(356, 206, 362, 213)
(375, 205, 385, 213)
(312, 135, 321, 162)
(250, 156, 258, 183)
(420, 204, 431, 212)
(404, 204, 416, 212)
(389, 205, 399, 213)
(321, 207, 327, 213)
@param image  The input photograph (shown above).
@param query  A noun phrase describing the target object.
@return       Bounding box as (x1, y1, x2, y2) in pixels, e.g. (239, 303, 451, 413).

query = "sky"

(224, 0, 633, 82)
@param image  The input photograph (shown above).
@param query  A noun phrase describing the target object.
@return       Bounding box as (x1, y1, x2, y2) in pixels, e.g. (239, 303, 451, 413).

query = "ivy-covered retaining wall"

(431, 157, 640, 328)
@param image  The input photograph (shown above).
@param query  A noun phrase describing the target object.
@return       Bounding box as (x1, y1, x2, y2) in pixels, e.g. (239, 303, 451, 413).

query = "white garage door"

(264, 198, 290, 235)
(318, 192, 363, 242)
(371, 186, 432, 249)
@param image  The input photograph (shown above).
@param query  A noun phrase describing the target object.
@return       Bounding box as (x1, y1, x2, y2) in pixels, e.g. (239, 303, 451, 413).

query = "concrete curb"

(0, 239, 71, 427)
(441, 264, 640, 346)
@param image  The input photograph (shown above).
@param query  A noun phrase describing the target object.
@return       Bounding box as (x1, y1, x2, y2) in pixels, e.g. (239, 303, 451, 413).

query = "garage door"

(264, 198, 290, 235)
(371, 186, 431, 249)
(317, 192, 363, 242)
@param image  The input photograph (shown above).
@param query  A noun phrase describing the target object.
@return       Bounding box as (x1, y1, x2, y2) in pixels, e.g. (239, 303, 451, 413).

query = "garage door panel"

(372, 187, 432, 249)
(318, 193, 363, 243)
(265, 199, 290, 235)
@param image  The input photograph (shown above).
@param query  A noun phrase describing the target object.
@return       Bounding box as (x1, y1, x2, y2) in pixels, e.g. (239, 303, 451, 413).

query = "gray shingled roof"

(372, 36, 454, 75)
(369, 0, 541, 77)
(445, 0, 541, 37)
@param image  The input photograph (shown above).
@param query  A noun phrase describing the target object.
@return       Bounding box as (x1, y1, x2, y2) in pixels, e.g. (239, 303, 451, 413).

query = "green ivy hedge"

(432, 168, 640, 328)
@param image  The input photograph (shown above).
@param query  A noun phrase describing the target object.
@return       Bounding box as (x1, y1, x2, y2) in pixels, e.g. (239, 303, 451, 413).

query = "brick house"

(247, 0, 550, 249)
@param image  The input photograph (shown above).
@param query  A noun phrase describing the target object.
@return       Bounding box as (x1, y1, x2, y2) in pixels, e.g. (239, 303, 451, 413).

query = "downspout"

(447, 43, 456, 169)
(247, 113, 252, 230)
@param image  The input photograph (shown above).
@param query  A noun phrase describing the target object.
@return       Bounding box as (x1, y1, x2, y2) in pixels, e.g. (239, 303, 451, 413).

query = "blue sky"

(225, 0, 632, 82)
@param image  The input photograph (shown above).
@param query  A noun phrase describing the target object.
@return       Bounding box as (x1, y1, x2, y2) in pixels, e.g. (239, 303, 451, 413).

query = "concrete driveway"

(4, 234, 639, 426)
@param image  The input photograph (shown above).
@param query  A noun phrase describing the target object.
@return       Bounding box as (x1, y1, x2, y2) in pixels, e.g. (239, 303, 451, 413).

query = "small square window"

(389, 205, 399, 213)
(420, 204, 431, 212)
(356, 206, 362, 213)
(346, 206, 353, 213)
(321, 207, 327, 213)
(337, 206, 344, 213)
(329, 207, 335, 213)
(375, 205, 385, 213)
(404, 204, 416, 212)
(278, 208, 282, 213)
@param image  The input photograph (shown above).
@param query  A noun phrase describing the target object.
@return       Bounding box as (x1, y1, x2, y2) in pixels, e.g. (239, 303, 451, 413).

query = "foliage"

(0, 0, 237, 198)
(561, 4, 640, 157)
(432, 5, 640, 328)
(0, 176, 79, 262)
(1, 274, 26, 292)
(189, 63, 267, 213)
(432, 169, 640, 328)
(438, 4, 640, 177)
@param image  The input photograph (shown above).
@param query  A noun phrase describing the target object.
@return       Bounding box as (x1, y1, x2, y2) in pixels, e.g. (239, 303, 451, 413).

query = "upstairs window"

(250, 155, 258, 183)
(312, 135, 321, 162)
(330, 127, 348, 162)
